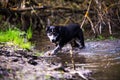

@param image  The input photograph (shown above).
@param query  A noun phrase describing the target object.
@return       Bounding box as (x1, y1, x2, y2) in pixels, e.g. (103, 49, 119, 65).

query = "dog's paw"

(79, 46, 85, 49)
(44, 51, 51, 56)
(44, 50, 57, 56)
(50, 50, 57, 55)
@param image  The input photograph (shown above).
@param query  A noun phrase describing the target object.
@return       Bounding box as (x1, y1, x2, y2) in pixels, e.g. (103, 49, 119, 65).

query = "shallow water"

(34, 34, 120, 80)
(52, 51, 120, 80)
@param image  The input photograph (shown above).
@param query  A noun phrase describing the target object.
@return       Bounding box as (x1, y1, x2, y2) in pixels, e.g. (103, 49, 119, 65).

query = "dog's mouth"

(50, 35, 59, 43)
(47, 33, 59, 43)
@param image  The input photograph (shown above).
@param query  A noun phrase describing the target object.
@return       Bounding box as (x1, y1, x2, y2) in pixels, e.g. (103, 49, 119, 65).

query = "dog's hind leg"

(79, 38, 85, 49)
(71, 39, 79, 47)
(70, 39, 78, 48)
(76, 34, 85, 49)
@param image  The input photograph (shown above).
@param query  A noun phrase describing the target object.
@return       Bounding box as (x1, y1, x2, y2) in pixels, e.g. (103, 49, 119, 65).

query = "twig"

(80, 0, 92, 28)
(69, 44, 75, 70)
(70, 49, 75, 70)
(10, 6, 49, 12)
(117, 10, 120, 23)
(108, 21, 112, 34)
(99, 23, 102, 34)
(80, 0, 96, 34)
(64, 17, 70, 25)
(80, 17, 86, 28)
(86, 16, 95, 34)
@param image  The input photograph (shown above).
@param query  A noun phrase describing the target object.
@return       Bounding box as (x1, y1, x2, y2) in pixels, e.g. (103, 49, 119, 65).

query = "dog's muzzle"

(51, 39, 56, 43)
(47, 34, 57, 43)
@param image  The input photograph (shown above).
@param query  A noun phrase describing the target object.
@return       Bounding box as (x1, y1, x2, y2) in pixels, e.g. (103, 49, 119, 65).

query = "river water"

(56, 40, 120, 80)
(33, 33, 120, 80)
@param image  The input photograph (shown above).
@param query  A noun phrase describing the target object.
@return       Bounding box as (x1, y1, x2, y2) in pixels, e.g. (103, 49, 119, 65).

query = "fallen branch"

(10, 6, 49, 12)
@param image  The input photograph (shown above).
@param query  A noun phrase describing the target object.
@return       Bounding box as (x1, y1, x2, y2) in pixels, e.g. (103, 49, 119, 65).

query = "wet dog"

(46, 23, 85, 55)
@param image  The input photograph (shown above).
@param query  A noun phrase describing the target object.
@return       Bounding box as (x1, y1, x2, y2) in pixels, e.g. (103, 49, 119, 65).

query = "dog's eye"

(53, 31, 56, 34)
(48, 33, 52, 36)
(51, 29, 55, 33)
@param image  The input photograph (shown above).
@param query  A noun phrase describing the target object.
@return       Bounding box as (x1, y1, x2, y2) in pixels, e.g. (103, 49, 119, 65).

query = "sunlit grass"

(27, 25, 32, 40)
(0, 27, 33, 49)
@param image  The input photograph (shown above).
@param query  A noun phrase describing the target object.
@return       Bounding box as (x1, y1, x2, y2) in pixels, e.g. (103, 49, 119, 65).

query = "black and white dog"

(46, 23, 85, 55)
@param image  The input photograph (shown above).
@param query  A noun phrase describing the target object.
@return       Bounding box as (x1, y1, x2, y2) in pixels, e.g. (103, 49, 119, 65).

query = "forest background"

(0, 0, 120, 40)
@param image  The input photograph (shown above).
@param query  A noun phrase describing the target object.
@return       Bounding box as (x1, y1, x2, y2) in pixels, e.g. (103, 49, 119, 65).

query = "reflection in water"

(93, 53, 120, 80)
(92, 63, 120, 80)
(36, 35, 120, 80)
(56, 51, 120, 80)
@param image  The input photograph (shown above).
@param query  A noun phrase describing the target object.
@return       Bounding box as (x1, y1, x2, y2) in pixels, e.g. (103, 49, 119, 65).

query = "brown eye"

(52, 29, 55, 33)
(48, 33, 52, 36)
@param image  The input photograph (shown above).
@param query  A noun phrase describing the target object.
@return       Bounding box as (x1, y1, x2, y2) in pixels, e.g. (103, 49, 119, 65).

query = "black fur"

(46, 23, 85, 55)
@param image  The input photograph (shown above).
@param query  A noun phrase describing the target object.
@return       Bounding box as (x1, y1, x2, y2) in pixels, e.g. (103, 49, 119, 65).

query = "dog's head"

(46, 26, 60, 43)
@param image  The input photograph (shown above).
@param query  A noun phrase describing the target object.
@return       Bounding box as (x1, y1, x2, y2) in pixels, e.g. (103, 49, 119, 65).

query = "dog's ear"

(46, 26, 50, 31)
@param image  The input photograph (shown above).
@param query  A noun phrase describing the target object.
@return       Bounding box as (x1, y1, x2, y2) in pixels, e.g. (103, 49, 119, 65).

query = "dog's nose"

(52, 39, 55, 42)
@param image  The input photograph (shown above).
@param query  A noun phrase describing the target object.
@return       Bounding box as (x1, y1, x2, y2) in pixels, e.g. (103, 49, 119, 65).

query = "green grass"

(0, 27, 33, 49)
(96, 35, 105, 40)
(109, 36, 116, 40)
(27, 25, 32, 40)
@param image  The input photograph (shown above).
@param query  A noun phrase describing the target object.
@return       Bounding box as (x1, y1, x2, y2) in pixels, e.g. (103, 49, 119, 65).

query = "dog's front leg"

(51, 45, 62, 55)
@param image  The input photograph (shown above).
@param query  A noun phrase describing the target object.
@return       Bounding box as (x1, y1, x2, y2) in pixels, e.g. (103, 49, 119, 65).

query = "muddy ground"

(0, 39, 120, 80)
